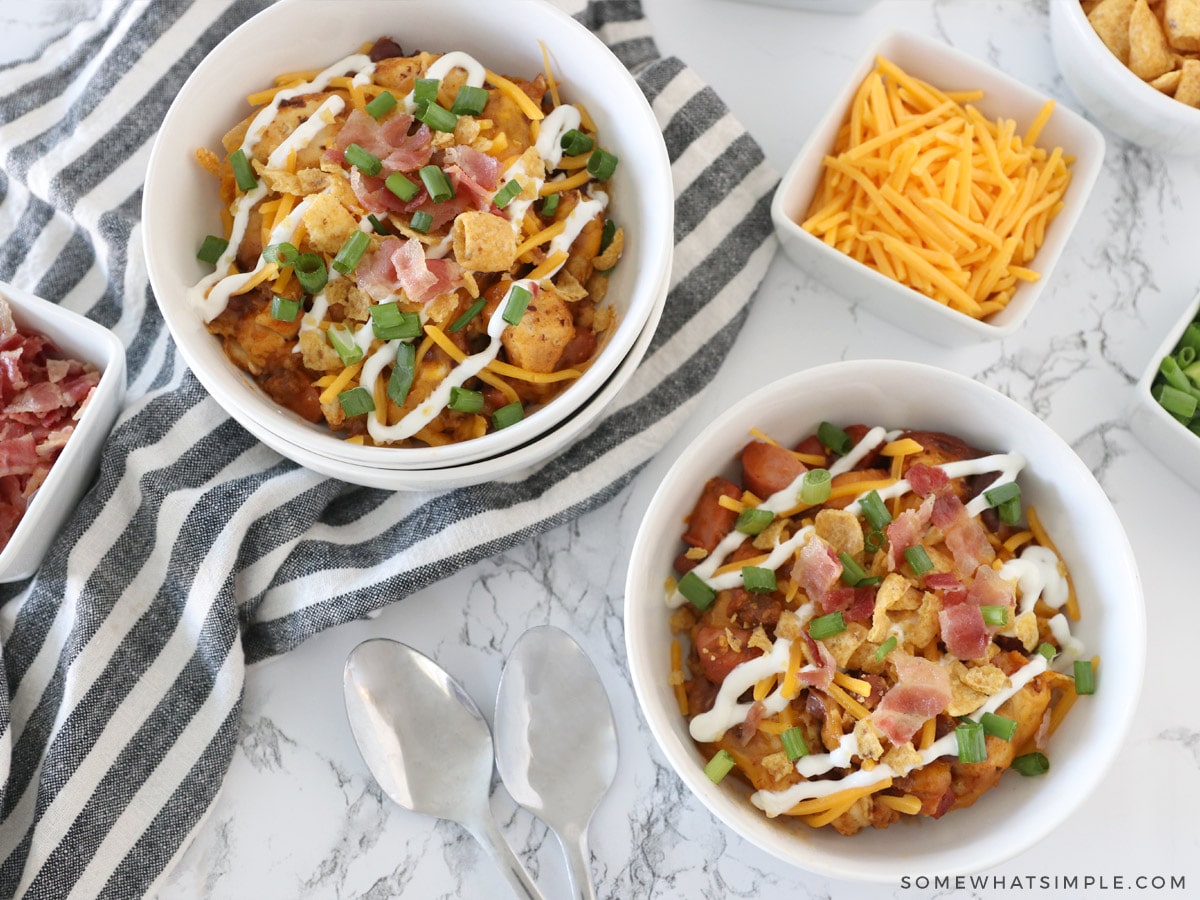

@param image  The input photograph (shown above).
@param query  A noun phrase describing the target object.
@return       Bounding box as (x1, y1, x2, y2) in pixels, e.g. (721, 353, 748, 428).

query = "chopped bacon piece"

(328, 109, 432, 173)
(939, 602, 989, 660)
(798, 638, 836, 690)
(845, 585, 878, 622)
(358, 236, 465, 305)
(872, 653, 952, 745)
(907, 463, 949, 497)
(925, 571, 967, 605)
(445, 145, 500, 191)
(738, 700, 766, 745)
(885, 495, 933, 570)
(791, 536, 843, 606)
(819, 586, 854, 615)
(931, 492, 995, 576)
(0, 433, 39, 477)
(740, 440, 806, 498)
(966, 564, 1015, 613)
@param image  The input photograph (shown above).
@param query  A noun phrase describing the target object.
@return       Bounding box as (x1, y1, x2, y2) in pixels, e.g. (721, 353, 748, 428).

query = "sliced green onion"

(449, 297, 487, 333)
(799, 468, 831, 505)
(417, 101, 457, 132)
(229, 148, 257, 191)
(955, 720, 987, 764)
(418, 165, 454, 203)
(410, 210, 434, 234)
(817, 421, 851, 456)
(741, 566, 777, 594)
(809, 611, 846, 640)
(1158, 383, 1198, 419)
(369, 303, 421, 341)
(365, 89, 397, 120)
(327, 325, 363, 366)
(1011, 752, 1050, 776)
(560, 129, 595, 156)
(586, 147, 619, 180)
(1035, 642, 1057, 663)
(196, 235, 228, 265)
(388, 341, 416, 406)
(1073, 659, 1096, 695)
(1178, 346, 1197, 367)
(704, 749, 736, 784)
(502, 284, 533, 326)
(448, 386, 484, 414)
(450, 84, 489, 116)
(492, 178, 522, 209)
(1185, 358, 1200, 387)
(678, 571, 716, 611)
(983, 482, 1020, 507)
(874, 635, 897, 661)
(857, 575, 882, 586)
(413, 77, 439, 104)
(262, 242, 299, 266)
(864, 528, 885, 554)
(904, 545, 933, 576)
(367, 214, 391, 236)
(781, 727, 809, 761)
(385, 171, 420, 202)
(860, 490, 892, 529)
(735, 507, 774, 536)
(980, 605, 1009, 626)
(1159, 356, 1197, 394)
(294, 253, 327, 294)
(980, 712, 1018, 742)
(338, 387, 374, 417)
(540, 192, 560, 217)
(492, 401, 524, 430)
(332, 230, 371, 275)
(345, 143, 383, 176)
(269, 295, 300, 322)
(599, 218, 616, 254)
(838, 551, 869, 587)
(997, 497, 1022, 526)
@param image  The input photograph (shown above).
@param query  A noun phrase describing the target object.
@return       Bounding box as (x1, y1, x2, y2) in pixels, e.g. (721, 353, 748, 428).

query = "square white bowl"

(1130, 289, 1200, 492)
(771, 30, 1106, 347)
(0, 280, 126, 582)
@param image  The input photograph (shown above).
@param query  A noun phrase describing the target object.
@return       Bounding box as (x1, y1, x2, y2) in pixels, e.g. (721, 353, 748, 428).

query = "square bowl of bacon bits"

(624, 359, 1143, 881)
(0, 281, 126, 582)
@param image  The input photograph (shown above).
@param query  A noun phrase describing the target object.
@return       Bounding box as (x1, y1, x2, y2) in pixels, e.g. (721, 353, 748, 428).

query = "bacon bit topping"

(871, 653, 952, 746)
(907, 462, 949, 497)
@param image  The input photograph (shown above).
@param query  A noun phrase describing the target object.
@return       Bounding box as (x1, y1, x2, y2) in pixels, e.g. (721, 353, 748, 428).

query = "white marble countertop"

(7, 0, 1200, 898)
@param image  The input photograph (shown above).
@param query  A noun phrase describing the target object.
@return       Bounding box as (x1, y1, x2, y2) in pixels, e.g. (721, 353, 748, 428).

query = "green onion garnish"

(269, 295, 300, 322)
(1011, 752, 1050, 776)
(838, 551, 869, 587)
(229, 148, 257, 191)
(492, 178, 522, 209)
(327, 325, 363, 366)
(1180, 346, 1197, 367)
(338, 387, 374, 417)
(345, 143, 383, 176)
(492, 401, 524, 430)
(874, 635, 897, 661)
(262, 242, 299, 267)
(781, 727, 809, 761)
(997, 497, 1022, 526)
(365, 89, 397, 120)
(369, 303, 421, 341)
(955, 720, 987, 764)
(410, 210, 434, 234)
(417, 102, 457, 132)
(385, 172, 420, 202)
(904, 545, 932, 576)
(332, 230, 371, 276)
(1035, 642, 1057, 663)
(413, 77, 439, 104)
(799, 468, 831, 505)
(367, 214, 391, 236)
(418, 165, 454, 203)
(586, 147, 618, 180)
(294, 253, 327, 294)
(704, 749, 736, 784)
(864, 528, 885, 554)
(809, 611, 846, 640)
(741, 566, 777, 594)
(678, 571, 716, 610)
(599, 218, 617, 254)
(980, 605, 1009, 627)
(196, 235, 228, 265)
(1157, 384, 1197, 418)
(448, 387, 484, 414)
(860, 490, 892, 529)
(502, 284, 533, 326)
(560, 129, 595, 156)
(540, 192, 560, 217)
(735, 507, 774, 535)
(984, 482, 1020, 508)
(388, 341, 416, 405)
(450, 84, 489, 116)
(449, 298, 487, 333)
(1073, 659, 1095, 695)
(980, 712, 1018, 742)
(817, 421, 851, 456)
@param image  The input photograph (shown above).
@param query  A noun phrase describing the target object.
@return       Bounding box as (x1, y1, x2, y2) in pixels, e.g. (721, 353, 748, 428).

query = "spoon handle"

(470, 813, 547, 900)
(561, 827, 597, 900)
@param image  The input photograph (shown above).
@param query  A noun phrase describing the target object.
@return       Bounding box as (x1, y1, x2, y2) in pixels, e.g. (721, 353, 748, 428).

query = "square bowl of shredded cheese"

(771, 30, 1106, 347)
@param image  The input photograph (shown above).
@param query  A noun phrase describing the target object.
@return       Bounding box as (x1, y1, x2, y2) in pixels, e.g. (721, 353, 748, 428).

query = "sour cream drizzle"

(402, 51, 486, 112)
(999, 546, 1069, 614)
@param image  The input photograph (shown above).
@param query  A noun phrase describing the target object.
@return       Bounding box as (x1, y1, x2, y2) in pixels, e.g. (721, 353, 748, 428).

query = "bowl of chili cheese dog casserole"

(625, 361, 1143, 880)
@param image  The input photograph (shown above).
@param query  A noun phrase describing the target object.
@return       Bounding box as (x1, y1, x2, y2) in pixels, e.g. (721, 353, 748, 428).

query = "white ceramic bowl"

(772, 30, 1106, 347)
(1130, 289, 1200, 491)
(625, 360, 1144, 881)
(0, 280, 126, 582)
(1051, 0, 1200, 155)
(144, 0, 672, 472)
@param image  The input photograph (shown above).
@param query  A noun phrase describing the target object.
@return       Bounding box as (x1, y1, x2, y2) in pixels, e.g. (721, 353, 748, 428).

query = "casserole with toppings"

(190, 36, 622, 448)
(667, 424, 1094, 834)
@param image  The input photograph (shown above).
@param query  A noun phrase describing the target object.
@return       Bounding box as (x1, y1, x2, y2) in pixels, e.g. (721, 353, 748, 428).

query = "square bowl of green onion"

(1132, 288, 1200, 493)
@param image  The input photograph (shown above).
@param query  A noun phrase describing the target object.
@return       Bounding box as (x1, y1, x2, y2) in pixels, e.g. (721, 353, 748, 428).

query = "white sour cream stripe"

(999, 546, 1070, 614)
(401, 50, 486, 113)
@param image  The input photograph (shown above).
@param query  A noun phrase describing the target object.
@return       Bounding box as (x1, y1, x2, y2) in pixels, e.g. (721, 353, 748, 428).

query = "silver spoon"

(494, 626, 619, 900)
(343, 638, 545, 900)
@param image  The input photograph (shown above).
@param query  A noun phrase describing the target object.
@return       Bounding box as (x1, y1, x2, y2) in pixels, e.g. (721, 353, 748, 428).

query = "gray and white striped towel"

(0, 1, 777, 895)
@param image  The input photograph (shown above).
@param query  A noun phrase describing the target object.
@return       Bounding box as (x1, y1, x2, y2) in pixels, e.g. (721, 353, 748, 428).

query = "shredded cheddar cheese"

(671, 640, 688, 716)
(787, 776, 894, 818)
(878, 794, 923, 815)
(485, 69, 545, 120)
(717, 495, 745, 514)
(832, 671, 873, 699)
